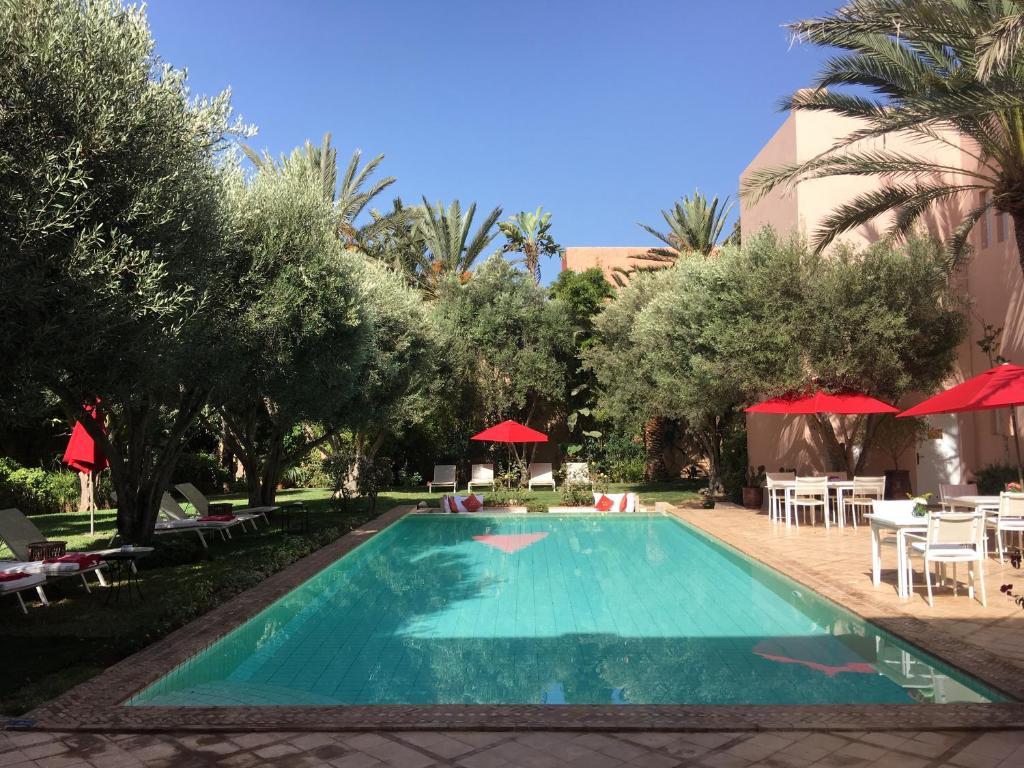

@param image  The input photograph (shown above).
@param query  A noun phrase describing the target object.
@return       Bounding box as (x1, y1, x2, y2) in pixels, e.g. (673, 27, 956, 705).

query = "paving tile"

(329, 754, 385, 768)
(728, 733, 795, 761)
(395, 733, 474, 759)
(627, 753, 682, 768)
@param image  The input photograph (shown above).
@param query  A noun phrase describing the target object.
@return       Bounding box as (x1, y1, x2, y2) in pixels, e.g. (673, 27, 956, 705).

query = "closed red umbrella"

(746, 391, 899, 415)
(62, 403, 108, 534)
(899, 362, 1024, 484)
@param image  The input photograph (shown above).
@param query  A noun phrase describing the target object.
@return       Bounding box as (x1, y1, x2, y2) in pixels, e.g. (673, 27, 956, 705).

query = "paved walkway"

(4, 727, 1024, 768)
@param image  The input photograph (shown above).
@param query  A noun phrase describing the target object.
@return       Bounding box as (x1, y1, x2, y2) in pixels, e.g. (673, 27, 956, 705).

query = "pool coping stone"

(21, 503, 1024, 733)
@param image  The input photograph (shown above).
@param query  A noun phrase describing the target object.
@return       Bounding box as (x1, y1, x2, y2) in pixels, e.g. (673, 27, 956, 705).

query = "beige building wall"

(561, 247, 655, 284)
(741, 111, 1024, 492)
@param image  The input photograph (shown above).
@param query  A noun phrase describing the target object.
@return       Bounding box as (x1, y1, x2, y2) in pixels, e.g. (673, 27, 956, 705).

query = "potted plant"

(911, 492, 932, 517)
(742, 465, 765, 509)
(699, 486, 716, 509)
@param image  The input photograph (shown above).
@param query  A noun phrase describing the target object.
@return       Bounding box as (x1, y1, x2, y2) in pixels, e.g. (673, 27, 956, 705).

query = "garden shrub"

(0, 458, 79, 515)
(171, 452, 231, 494)
(973, 463, 1020, 493)
(559, 483, 592, 506)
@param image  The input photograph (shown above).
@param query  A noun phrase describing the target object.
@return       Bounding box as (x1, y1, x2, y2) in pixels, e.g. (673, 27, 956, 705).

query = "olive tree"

(0, 0, 241, 542)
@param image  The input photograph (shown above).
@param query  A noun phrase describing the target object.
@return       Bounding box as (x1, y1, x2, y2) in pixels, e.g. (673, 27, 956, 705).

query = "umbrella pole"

(1012, 407, 1024, 487)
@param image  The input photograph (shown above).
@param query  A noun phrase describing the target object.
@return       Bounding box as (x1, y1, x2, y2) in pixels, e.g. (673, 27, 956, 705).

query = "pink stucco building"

(561, 247, 654, 284)
(741, 110, 1024, 493)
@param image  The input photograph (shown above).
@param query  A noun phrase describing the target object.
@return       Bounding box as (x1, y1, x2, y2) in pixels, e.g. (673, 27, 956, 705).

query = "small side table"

(97, 546, 154, 605)
(278, 502, 309, 535)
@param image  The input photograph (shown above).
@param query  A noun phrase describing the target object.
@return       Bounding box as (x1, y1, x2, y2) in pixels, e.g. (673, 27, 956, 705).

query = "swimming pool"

(129, 514, 1004, 706)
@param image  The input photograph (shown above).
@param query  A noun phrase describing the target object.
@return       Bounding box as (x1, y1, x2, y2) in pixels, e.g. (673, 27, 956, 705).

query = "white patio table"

(866, 507, 926, 599)
(945, 495, 1001, 512)
(775, 479, 856, 528)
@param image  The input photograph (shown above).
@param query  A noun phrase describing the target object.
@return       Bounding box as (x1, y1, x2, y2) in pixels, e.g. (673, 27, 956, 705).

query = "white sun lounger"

(174, 483, 274, 530)
(0, 568, 49, 614)
(156, 493, 243, 546)
(428, 465, 457, 493)
(528, 463, 556, 491)
(0, 508, 108, 591)
(467, 464, 496, 492)
(564, 462, 592, 487)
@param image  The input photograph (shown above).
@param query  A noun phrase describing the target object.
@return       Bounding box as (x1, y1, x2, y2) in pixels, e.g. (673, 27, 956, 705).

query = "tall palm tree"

(416, 198, 503, 297)
(612, 191, 733, 287)
(359, 197, 426, 287)
(243, 133, 396, 246)
(498, 207, 563, 283)
(743, 0, 1024, 272)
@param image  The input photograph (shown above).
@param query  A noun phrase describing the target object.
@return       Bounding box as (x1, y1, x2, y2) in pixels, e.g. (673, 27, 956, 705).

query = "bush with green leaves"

(0, 458, 79, 516)
(559, 483, 592, 506)
(171, 452, 231, 495)
(973, 463, 1020, 494)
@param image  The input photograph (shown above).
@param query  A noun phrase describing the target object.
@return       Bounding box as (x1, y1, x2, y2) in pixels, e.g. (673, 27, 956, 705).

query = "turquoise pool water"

(129, 514, 1003, 706)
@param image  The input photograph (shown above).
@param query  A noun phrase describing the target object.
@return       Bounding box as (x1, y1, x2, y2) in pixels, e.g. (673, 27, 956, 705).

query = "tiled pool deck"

(12, 502, 1024, 765)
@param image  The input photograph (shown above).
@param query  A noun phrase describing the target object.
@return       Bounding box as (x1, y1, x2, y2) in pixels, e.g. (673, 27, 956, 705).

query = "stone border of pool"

(22, 504, 1024, 733)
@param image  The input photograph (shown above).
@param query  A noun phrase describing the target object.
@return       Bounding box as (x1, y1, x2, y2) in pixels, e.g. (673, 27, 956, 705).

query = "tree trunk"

(643, 416, 670, 482)
(808, 414, 853, 474)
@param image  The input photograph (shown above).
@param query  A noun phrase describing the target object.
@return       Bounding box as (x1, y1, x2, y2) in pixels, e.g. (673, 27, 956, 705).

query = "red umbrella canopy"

(62, 404, 109, 474)
(898, 363, 1024, 416)
(471, 420, 548, 443)
(746, 391, 899, 415)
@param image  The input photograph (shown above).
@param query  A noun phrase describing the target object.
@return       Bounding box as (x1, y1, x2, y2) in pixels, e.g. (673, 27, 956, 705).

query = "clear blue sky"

(147, 0, 835, 284)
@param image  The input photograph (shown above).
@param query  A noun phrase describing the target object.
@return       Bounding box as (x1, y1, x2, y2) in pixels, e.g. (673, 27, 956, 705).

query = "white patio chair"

(467, 464, 495, 493)
(427, 465, 457, 493)
(905, 511, 987, 607)
(175, 482, 271, 530)
(987, 491, 1024, 564)
(528, 463, 556, 491)
(564, 462, 592, 487)
(157, 493, 242, 545)
(765, 472, 795, 523)
(939, 483, 979, 510)
(791, 476, 828, 527)
(842, 476, 886, 529)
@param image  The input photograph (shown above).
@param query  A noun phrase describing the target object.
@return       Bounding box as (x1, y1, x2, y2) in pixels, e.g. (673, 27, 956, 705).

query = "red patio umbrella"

(471, 420, 548, 443)
(746, 391, 899, 415)
(62, 403, 109, 534)
(899, 362, 1024, 485)
(471, 420, 548, 476)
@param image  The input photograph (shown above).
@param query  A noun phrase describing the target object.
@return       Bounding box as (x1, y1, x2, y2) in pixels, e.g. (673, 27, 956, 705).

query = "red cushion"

(463, 494, 482, 512)
(442, 496, 456, 513)
(199, 514, 235, 522)
(0, 571, 30, 582)
(619, 494, 629, 512)
(595, 494, 614, 512)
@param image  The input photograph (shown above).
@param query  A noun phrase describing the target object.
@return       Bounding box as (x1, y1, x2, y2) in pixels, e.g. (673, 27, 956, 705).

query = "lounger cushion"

(594, 493, 615, 512)
(0, 571, 31, 582)
(198, 514, 236, 522)
(0, 571, 44, 592)
(461, 494, 483, 513)
(43, 552, 103, 569)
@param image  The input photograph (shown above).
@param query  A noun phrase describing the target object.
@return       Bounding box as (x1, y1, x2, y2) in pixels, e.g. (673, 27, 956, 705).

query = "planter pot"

(701, 498, 716, 509)
(884, 469, 912, 499)
(741, 486, 763, 509)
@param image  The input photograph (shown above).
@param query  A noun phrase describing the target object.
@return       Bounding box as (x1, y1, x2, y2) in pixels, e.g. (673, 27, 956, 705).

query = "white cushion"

(0, 571, 45, 592)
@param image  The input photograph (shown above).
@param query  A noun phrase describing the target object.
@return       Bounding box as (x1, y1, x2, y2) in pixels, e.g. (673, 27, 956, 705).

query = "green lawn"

(0, 481, 698, 716)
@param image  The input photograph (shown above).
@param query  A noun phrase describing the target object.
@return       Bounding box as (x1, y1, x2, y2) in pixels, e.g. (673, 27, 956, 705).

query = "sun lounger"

(467, 464, 496, 492)
(564, 462, 592, 487)
(156, 493, 243, 546)
(174, 483, 273, 530)
(428, 464, 457, 493)
(0, 568, 48, 614)
(527, 463, 556, 491)
(0, 508, 108, 591)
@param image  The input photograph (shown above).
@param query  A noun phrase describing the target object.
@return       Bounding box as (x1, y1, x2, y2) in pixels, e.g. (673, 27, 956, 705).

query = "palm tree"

(498, 207, 563, 283)
(742, 0, 1024, 272)
(612, 191, 733, 287)
(359, 197, 426, 287)
(416, 198, 503, 297)
(243, 133, 396, 246)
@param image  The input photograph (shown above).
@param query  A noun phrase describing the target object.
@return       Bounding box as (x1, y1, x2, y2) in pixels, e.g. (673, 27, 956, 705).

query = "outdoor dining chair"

(842, 476, 886, 529)
(427, 465, 457, 493)
(988, 491, 1024, 564)
(765, 472, 795, 522)
(905, 511, 987, 607)
(467, 463, 495, 492)
(791, 476, 828, 526)
(939, 483, 979, 509)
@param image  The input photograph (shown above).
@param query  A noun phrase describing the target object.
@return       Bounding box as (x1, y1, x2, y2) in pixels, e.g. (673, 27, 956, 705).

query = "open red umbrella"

(746, 391, 899, 415)
(62, 403, 108, 534)
(471, 420, 548, 443)
(471, 420, 548, 476)
(899, 362, 1024, 484)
